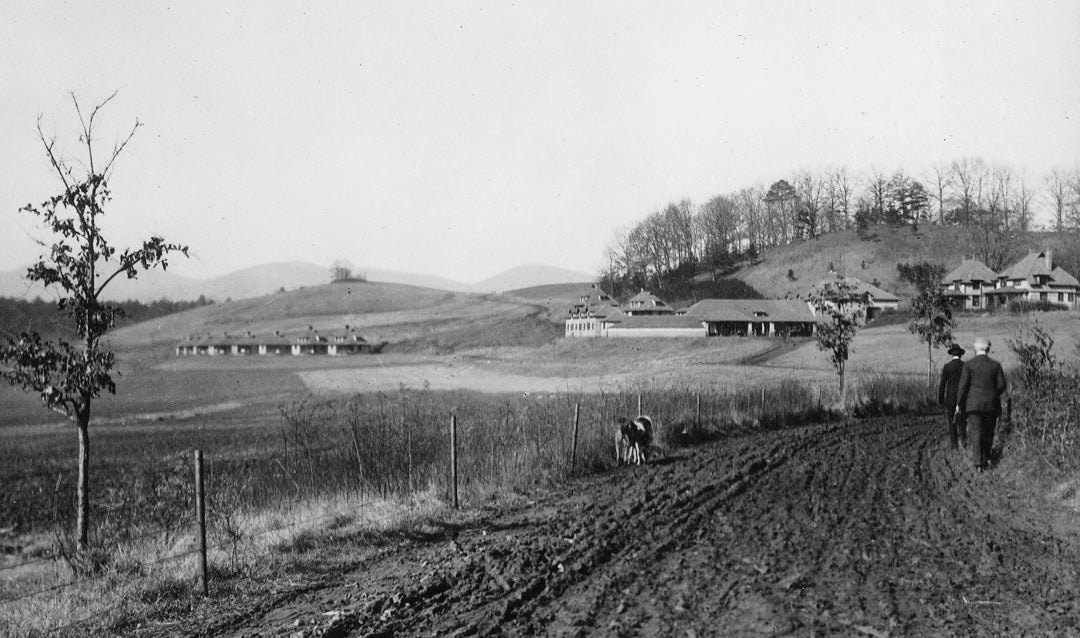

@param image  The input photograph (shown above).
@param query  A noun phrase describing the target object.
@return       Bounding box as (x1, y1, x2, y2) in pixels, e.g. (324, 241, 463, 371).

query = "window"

(972, 296, 980, 308)
(1059, 293, 1065, 302)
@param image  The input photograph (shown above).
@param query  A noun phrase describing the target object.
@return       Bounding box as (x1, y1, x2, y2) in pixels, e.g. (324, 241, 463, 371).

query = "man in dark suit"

(938, 343, 966, 449)
(957, 337, 1008, 471)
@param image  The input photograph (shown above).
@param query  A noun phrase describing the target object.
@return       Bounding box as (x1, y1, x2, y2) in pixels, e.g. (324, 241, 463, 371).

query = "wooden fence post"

(194, 449, 208, 597)
(696, 392, 701, 430)
(450, 412, 459, 509)
(571, 402, 581, 473)
(637, 394, 643, 417)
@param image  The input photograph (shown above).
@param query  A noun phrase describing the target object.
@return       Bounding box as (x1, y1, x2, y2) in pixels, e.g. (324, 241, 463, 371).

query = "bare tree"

(1045, 168, 1071, 231)
(826, 168, 854, 232)
(898, 262, 955, 397)
(950, 157, 988, 225)
(926, 164, 953, 224)
(807, 274, 863, 404)
(764, 179, 797, 244)
(1012, 170, 1035, 232)
(863, 168, 891, 225)
(0, 94, 188, 551)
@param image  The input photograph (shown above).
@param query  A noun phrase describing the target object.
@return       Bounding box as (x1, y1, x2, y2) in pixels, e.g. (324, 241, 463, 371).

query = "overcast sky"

(2, 1, 1078, 283)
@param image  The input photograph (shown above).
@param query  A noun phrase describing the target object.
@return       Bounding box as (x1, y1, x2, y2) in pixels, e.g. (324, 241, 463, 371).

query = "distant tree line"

(0, 296, 211, 340)
(603, 158, 1080, 290)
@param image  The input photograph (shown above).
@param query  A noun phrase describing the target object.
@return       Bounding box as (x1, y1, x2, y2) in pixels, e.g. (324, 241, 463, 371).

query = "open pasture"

(4, 277, 1073, 566)
(766, 310, 1080, 375)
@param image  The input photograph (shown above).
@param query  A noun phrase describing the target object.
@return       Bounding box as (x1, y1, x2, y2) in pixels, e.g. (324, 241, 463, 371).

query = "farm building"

(941, 258, 999, 310)
(175, 326, 386, 356)
(682, 299, 819, 337)
(564, 287, 818, 339)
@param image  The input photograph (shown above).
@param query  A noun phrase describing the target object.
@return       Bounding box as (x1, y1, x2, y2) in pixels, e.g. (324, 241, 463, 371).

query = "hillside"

(473, 264, 593, 293)
(0, 261, 594, 302)
(734, 225, 1079, 300)
(111, 280, 563, 352)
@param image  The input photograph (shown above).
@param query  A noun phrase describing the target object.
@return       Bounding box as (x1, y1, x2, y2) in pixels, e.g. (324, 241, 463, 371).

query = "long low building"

(682, 299, 819, 337)
(176, 327, 387, 356)
(603, 314, 708, 338)
(565, 286, 820, 338)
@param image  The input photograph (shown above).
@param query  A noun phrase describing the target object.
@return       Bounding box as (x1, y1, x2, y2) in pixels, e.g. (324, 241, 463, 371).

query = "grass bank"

(0, 373, 932, 636)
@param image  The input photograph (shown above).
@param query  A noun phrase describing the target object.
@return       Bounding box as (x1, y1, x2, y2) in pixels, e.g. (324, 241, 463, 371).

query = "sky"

(1, 1, 1078, 283)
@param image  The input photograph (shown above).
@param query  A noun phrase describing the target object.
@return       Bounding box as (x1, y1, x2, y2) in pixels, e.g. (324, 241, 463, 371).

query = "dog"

(615, 416, 653, 465)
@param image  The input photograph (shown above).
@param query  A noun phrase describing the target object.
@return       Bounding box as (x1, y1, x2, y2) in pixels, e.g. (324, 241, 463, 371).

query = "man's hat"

(947, 343, 965, 357)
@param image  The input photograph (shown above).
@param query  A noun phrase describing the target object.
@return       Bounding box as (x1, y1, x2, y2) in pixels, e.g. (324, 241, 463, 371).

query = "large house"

(981, 250, 1079, 310)
(941, 251, 1079, 311)
(621, 290, 675, 316)
(941, 258, 999, 310)
(565, 285, 623, 337)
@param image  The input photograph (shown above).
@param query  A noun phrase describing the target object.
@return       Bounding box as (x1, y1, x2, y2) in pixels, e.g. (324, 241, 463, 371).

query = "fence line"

(2, 380, 928, 631)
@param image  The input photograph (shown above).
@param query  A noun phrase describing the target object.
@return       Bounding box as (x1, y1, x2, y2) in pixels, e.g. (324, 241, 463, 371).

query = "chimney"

(1046, 249, 1053, 271)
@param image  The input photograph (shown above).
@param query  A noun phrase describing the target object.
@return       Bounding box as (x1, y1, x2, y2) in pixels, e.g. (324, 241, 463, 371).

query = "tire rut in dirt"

(245, 415, 1078, 637)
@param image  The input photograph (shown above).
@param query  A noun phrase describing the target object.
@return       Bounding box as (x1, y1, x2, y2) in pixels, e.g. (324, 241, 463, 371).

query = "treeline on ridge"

(601, 158, 1080, 297)
(0, 296, 213, 340)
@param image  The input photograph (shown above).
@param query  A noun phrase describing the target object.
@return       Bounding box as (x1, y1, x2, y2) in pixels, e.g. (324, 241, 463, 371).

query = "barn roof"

(682, 299, 818, 323)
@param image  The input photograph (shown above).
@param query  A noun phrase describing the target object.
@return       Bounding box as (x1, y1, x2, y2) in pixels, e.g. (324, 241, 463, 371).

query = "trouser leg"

(983, 417, 997, 466)
(967, 413, 985, 469)
(946, 409, 959, 448)
(956, 411, 968, 447)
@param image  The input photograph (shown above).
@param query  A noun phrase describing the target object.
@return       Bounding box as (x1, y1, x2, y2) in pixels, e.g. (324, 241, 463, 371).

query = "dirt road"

(166, 415, 1080, 637)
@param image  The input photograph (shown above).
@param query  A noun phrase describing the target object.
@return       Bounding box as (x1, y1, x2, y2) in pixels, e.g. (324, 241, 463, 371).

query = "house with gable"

(801, 275, 900, 323)
(983, 250, 1079, 310)
(622, 290, 675, 316)
(565, 284, 622, 337)
(941, 258, 999, 310)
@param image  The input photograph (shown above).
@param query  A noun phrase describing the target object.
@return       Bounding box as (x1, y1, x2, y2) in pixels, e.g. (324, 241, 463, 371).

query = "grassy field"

(4, 273, 1079, 635)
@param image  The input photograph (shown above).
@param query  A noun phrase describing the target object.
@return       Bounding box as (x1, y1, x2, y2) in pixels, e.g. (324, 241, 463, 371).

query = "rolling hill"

(0, 262, 594, 302)
(733, 225, 1080, 301)
(111, 280, 565, 352)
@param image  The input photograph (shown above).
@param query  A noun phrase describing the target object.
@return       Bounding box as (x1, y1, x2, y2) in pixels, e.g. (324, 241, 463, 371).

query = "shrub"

(1007, 300, 1068, 314)
(1007, 321, 1080, 471)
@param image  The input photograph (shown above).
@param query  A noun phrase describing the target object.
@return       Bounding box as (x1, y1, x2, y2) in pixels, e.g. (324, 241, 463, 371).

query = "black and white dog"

(615, 416, 653, 465)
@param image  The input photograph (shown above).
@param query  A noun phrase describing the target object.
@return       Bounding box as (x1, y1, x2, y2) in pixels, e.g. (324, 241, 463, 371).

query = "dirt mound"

(149, 415, 1080, 637)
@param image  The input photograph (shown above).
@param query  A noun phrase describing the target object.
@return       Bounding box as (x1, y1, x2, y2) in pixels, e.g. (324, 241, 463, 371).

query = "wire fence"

(0, 378, 930, 634)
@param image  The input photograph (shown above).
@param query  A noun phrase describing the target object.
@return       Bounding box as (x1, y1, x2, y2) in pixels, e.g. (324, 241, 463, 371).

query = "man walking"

(957, 337, 1008, 471)
(938, 343, 966, 449)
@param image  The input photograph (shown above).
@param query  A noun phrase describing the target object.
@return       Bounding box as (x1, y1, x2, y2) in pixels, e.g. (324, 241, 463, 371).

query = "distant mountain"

(472, 264, 593, 293)
(0, 261, 593, 301)
(360, 268, 472, 292)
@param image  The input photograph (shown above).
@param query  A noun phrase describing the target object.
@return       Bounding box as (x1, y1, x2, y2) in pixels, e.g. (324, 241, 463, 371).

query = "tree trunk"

(838, 363, 846, 408)
(927, 341, 933, 398)
(76, 412, 90, 550)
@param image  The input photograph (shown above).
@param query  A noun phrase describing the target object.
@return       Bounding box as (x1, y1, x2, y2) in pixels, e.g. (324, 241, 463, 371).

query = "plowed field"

(153, 415, 1080, 637)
